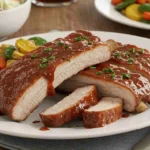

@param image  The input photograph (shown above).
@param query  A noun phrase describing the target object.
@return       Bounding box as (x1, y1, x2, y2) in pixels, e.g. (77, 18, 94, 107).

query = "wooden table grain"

(1, 0, 150, 149)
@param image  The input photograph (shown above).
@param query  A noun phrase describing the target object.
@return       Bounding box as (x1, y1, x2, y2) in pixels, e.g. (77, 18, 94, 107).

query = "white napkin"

(0, 127, 149, 150)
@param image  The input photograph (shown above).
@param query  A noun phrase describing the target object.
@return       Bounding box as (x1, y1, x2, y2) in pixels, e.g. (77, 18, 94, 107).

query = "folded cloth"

(0, 127, 149, 150)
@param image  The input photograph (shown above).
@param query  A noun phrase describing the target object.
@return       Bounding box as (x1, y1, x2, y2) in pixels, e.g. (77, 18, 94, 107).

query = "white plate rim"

(0, 31, 149, 140)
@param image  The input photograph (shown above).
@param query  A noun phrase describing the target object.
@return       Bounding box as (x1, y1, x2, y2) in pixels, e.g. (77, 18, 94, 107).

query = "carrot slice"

(0, 57, 6, 69)
(111, 0, 123, 5)
(143, 11, 150, 20)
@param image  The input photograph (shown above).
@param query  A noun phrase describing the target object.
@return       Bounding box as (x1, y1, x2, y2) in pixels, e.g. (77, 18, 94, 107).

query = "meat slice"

(58, 62, 150, 112)
(110, 44, 150, 102)
(111, 45, 150, 80)
(83, 97, 123, 128)
(0, 30, 111, 121)
(40, 85, 98, 127)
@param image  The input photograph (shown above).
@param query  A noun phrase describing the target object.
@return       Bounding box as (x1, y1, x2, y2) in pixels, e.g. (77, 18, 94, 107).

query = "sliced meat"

(0, 30, 111, 121)
(111, 44, 150, 81)
(82, 97, 123, 128)
(110, 44, 150, 102)
(40, 85, 98, 127)
(58, 62, 150, 112)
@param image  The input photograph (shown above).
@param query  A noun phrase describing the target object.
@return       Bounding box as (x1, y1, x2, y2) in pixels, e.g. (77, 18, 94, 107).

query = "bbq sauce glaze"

(39, 127, 49, 131)
(81, 62, 150, 103)
(0, 30, 101, 115)
(111, 45, 150, 76)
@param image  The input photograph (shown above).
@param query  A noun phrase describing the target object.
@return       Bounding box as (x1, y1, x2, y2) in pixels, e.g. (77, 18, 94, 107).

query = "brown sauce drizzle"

(122, 114, 130, 118)
(32, 120, 41, 124)
(40, 127, 50, 131)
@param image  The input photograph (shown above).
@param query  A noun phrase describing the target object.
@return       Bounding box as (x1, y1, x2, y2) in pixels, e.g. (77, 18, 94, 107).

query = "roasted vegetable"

(115, 0, 136, 10)
(139, 4, 150, 13)
(111, 0, 123, 5)
(0, 57, 6, 69)
(29, 37, 47, 46)
(4, 46, 16, 59)
(141, 19, 150, 23)
(143, 11, 150, 20)
(136, 101, 148, 113)
(6, 59, 16, 67)
(121, 9, 126, 15)
(16, 39, 38, 54)
(12, 50, 24, 59)
(125, 4, 142, 21)
(0, 44, 11, 57)
(136, 0, 146, 4)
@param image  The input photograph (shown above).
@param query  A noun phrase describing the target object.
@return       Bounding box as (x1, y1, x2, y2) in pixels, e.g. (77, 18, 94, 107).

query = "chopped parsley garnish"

(49, 55, 55, 60)
(44, 47, 53, 52)
(128, 58, 134, 64)
(103, 68, 114, 74)
(67, 58, 71, 62)
(88, 41, 93, 45)
(41, 58, 48, 63)
(111, 72, 115, 79)
(31, 54, 38, 59)
(130, 48, 135, 53)
(114, 52, 121, 58)
(64, 45, 69, 49)
(89, 66, 96, 69)
(39, 63, 48, 69)
(135, 53, 139, 57)
(122, 73, 130, 79)
(75, 37, 82, 42)
(139, 49, 144, 53)
(83, 36, 88, 40)
(39, 57, 48, 69)
(58, 41, 63, 46)
(96, 71, 102, 75)
(125, 52, 130, 57)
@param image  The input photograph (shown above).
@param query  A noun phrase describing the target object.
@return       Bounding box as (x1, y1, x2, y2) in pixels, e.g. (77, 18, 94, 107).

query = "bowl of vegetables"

(111, 0, 150, 24)
(0, 0, 31, 40)
(0, 36, 47, 70)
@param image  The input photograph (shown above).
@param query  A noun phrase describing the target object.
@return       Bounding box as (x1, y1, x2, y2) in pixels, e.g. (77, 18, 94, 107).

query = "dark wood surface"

(1, 0, 150, 149)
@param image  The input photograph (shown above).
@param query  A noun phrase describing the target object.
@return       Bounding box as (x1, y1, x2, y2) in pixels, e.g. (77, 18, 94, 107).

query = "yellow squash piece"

(12, 50, 24, 59)
(125, 4, 142, 21)
(0, 44, 11, 56)
(16, 39, 38, 54)
(6, 59, 16, 67)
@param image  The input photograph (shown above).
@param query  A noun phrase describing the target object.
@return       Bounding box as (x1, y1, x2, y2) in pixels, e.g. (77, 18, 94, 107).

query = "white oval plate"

(0, 31, 150, 139)
(95, 0, 150, 30)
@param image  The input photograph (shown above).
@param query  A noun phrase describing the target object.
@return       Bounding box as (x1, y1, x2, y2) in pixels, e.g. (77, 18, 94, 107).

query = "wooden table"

(1, 0, 150, 149)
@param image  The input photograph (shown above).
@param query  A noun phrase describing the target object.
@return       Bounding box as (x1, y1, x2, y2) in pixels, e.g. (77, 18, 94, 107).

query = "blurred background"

(4, 0, 150, 39)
